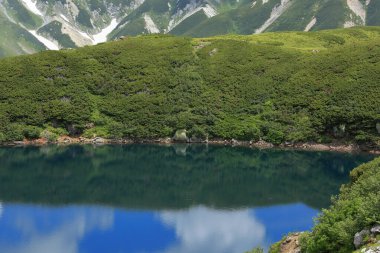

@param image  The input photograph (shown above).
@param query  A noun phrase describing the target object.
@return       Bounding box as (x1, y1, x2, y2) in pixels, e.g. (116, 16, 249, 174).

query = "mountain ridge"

(0, 0, 379, 57)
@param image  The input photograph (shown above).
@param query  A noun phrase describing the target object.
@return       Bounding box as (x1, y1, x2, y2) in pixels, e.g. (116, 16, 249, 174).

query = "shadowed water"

(0, 144, 375, 252)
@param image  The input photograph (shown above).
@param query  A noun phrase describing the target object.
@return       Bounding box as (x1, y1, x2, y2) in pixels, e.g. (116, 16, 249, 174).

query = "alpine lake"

(0, 144, 375, 253)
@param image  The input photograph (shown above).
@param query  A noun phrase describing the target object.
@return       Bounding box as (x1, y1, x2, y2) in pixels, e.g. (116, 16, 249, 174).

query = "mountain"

(0, 0, 379, 57)
(0, 27, 379, 148)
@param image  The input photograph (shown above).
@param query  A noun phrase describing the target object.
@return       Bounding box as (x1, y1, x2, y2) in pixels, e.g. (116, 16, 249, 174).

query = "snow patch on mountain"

(92, 18, 118, 43)
(347, 0, 366, 24)
(144, 14, 160, 33)
(366, 0, 371, 6)
(167, 3, 217, 32)
(304, 16, 316, 31)
(251, 1, 257, 8)
(203, 4, 217, 18)
(28, 30, 59, 50)
(262, 0, 269, 4)
(60, 14, 69, 22)
(344, 20, 355, 28)
(255, 0, 292, 34)
(20, 0, 43, 16)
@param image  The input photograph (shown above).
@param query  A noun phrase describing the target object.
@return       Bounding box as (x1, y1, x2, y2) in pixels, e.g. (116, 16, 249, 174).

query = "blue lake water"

(0, 144, 375, 252)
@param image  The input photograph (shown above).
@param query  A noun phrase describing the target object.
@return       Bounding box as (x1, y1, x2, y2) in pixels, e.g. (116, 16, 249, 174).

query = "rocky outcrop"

(371, 225, 380, 234)
(278, 233, 302, 253)
(355, 229, 371, 249)
(354, 225, 380, 249)
(251, 140, 274, 149)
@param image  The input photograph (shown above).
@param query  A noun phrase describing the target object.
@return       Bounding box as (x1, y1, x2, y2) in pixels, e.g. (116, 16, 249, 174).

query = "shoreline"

(2, 136, 380, 154)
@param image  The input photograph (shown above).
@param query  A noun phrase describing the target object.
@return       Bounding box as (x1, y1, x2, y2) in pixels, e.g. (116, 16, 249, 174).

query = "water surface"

(0, 144, 374, 252)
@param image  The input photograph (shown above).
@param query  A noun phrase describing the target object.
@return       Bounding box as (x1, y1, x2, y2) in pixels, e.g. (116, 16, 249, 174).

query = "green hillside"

(0, 27, 379, 148)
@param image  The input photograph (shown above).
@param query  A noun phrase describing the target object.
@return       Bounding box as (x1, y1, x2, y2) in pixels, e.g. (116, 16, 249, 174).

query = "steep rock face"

(0, 0, 379, 57)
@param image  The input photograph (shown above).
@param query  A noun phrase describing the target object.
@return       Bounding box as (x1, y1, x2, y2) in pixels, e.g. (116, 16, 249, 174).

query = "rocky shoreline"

(2, 136, 380, 154)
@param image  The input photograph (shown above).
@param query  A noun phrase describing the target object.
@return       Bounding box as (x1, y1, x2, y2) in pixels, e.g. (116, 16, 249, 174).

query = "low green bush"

(300, 157, 380, 252)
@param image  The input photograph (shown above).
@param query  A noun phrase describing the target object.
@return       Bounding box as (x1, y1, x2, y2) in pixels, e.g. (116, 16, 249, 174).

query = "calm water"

(0, 144, 375, 253)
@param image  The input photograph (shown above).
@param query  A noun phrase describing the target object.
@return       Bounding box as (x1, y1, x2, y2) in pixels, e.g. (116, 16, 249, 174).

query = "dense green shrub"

(300, 157, 380, 252)
(23, 126, 42, 139)
(0, 28, 379, 145)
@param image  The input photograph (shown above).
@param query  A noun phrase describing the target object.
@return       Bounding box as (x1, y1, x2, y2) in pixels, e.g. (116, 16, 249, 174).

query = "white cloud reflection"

(0, 202, 3, 219)
(158, 206, 266, 253)
(1, 207, 114, 253)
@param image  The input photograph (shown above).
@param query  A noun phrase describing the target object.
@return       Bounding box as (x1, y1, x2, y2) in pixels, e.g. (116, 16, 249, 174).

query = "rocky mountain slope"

(0, 0, 379, 57)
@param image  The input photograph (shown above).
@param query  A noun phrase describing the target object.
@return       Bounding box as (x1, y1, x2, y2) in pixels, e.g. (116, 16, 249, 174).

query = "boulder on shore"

(173, 129, 189, 142)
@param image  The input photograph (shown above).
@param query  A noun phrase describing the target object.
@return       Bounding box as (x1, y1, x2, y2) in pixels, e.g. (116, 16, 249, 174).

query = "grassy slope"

(0, 27, 379, 147)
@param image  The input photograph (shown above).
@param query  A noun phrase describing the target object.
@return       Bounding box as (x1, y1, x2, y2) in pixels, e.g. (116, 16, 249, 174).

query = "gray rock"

(92, 137, 106, 144)
(189, 137, 203, 143)
(173, 129, 189, 142)
(354, 229, 370, 249)
(231, 139, 240, 146)
(333, 124, 346, 137)
(371, 225, 380, 235)
(13, 141, 25, 145)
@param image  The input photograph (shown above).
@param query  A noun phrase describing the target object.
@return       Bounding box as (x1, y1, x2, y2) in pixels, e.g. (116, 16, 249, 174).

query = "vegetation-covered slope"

(299, 156, 380, 252)
(0, 27, 379, 147)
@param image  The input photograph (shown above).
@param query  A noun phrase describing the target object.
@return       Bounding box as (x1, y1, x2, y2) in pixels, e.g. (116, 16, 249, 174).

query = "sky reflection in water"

(0, 203, 317, 253)
(0, 144, 374, 252)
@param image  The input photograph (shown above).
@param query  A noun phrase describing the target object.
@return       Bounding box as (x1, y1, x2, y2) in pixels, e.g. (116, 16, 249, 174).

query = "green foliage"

(245, 247, 264, 253)
(269, 239, 281, 253)
(23, 126, 42, 139)
(300, 157, 380, 253)
(0, 28, 379, 146)
(3, 123, 24, 141)
(40, 126, 68, 142)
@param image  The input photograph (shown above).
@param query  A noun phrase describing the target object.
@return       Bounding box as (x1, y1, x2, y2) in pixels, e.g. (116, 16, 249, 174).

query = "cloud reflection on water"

(0, 204, 317, 253)
(0, 207, 114, 253)
(159, 206, 265, 253)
